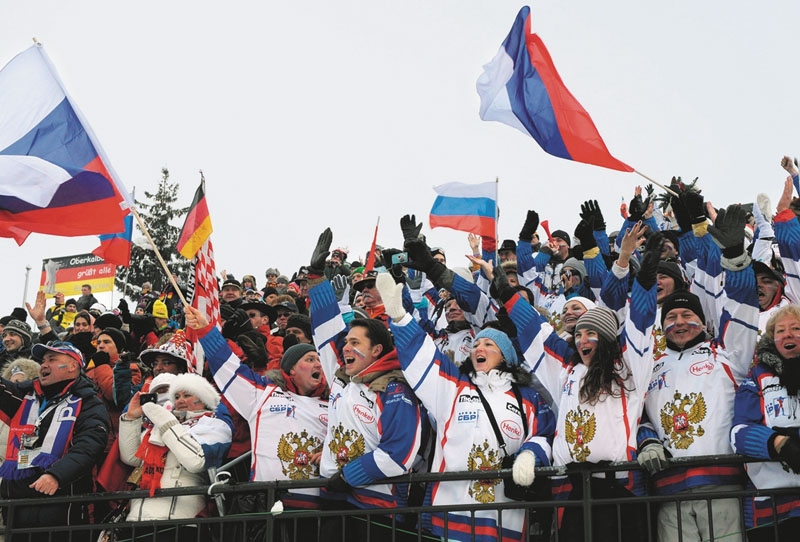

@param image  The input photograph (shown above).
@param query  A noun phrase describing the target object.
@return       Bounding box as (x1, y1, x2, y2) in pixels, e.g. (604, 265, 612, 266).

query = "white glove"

(753, 195, 775, 239)
(375, 273, 405, 319)
(142, 402, 179, 435)
(637, 442, 668, 475)
(511, 450, 537, 487)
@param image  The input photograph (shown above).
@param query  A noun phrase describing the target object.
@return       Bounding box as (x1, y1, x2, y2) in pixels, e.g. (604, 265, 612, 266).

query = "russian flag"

(477, 6, 633, 172)
(0, 44, 133, 244)
(92, 212, 133, 267)
(429, 181, 496, 237)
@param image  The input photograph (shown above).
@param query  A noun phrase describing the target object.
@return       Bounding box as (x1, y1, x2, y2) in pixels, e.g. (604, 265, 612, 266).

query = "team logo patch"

(466, 440, 502, 503)
(660, 391, 706, 449)
(328, 423, 366, 468)
(277, 429, 323, 480)
(564, 405, 596, 462)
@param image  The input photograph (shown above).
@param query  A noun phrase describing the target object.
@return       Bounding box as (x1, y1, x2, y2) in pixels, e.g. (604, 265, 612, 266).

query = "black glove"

(670, 194, 692, 233)
(237, 331, 268, 370)
(580, 200, 606, 232)
(518, 210, 540, 242)
(574, 218, 597, 252)
(681, 190, 706, 225)
(400, 214, 423, 242)
(628, 194, 650, 222)
(489, 266, 516, 303)
(645, 184, 655, 198)
(309, 228, 332, 275)
(90, 351, 110, 367)
(220, 303, 237, 322)
(117, 351, 134, 365)
(283, 333, 299, 350)
(326, 470, 352, 492)
(68, 331, 96, 361)
(636, 233, 665, 290)
(380, 248, 407, 284)
(403, 239, 436, 274)
(221, 308, 253, 340)
(774, 435, 800, 474)
(707, 204, 747, 259)
(117, 299, 131, 324)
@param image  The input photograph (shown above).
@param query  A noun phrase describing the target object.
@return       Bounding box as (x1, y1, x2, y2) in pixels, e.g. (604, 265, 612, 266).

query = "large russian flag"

(0, 45, 132, 244)
(477, 6, 633, 172)
(429, 181, 497, 237)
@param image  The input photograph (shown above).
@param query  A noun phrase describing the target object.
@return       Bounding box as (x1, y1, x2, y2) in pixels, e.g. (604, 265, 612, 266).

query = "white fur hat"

(149, 372, 177, 393)
(169, 373, 220, 410)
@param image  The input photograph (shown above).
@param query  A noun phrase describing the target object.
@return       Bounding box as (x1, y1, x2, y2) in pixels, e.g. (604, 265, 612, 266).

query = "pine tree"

(115, 168, 191, 301)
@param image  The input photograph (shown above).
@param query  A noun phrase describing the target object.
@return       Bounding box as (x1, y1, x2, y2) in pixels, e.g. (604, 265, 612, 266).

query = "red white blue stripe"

(477, 6, 633, 172)
(0, 44, 132, 243)
(429, 181, 497, 238)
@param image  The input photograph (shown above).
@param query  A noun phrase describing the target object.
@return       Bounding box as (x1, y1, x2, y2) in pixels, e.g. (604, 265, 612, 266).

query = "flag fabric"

(92, 212, 133, 267)
(364, 218, 380, 272)
(186, 238, 220, 374)
(477, 6, 633, 172)
(429, 181, 497, 237)
(176, 180, 212, 260)
(0, 44, 133, 244)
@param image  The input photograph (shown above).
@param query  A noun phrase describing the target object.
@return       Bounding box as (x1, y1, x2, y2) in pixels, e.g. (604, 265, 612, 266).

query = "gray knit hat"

(574, 307, 619, 343)
(280, 343, 317, 373)
(2, 320, 32, 346)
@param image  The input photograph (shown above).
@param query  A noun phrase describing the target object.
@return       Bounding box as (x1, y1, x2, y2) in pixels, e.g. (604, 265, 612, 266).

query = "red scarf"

(281, 369, 328, 398)
(134, 428, 169, 496)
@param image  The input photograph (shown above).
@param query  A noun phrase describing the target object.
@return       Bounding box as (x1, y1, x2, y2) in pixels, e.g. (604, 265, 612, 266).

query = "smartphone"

(391, 252, 409, 265)
(140, 393, 158, 405)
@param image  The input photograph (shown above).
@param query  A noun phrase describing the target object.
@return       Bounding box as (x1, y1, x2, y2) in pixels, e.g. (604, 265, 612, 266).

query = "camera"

(391, 252, 409, 265)
(140, 393, 158, 405)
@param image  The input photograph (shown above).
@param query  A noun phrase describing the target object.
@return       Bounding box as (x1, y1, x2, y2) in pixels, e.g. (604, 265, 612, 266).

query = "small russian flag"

(429, 181, 497, 238)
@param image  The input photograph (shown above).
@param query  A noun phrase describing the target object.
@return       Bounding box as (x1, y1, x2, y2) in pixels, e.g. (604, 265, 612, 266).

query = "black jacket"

(0, 374, 110, 528)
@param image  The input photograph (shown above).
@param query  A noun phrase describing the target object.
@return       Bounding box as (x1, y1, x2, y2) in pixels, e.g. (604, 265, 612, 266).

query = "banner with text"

(40, 253, 116, 297)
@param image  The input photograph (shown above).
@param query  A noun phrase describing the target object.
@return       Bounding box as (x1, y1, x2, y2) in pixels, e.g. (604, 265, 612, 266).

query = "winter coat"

(119, 408, 232, 521)
(0, 375, 110, 529)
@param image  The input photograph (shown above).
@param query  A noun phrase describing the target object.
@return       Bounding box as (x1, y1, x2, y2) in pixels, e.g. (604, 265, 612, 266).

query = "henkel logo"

(500, 420, 522, 440)
(353, 404, 375, 424)
(319, 413, 328, 424)
(689, 360, 714, 376)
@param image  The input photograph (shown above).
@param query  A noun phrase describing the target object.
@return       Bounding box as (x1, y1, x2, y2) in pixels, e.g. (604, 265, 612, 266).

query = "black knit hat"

(661, 291, 705, 327)
(286, 314, 312, 340)
(551, 230, 571, 247)
(280, 343, 316, 373)
(657, 261, 687, 290)
(98, 327, 127, 353)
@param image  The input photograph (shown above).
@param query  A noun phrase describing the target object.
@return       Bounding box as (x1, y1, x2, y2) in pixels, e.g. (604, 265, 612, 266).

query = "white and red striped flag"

(186, 237, 220, 373)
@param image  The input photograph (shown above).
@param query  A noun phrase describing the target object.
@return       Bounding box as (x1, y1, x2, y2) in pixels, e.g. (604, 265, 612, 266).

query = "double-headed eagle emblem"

(660, 391, 706, 449)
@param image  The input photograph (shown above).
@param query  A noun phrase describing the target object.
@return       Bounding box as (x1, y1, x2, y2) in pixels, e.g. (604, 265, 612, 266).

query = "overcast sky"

(2, 1, 798, 315)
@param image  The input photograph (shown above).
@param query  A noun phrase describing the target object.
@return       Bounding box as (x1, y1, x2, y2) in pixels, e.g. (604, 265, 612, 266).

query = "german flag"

(177, 178, 213, 260)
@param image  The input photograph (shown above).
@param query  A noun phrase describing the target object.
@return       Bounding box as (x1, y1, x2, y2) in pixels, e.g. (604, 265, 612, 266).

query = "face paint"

(57, 364, 69, 369)
(353, 348, 367, 359)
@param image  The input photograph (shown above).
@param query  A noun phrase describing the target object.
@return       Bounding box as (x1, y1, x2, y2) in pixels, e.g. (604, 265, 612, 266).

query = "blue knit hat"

(473, 328, 518, 366)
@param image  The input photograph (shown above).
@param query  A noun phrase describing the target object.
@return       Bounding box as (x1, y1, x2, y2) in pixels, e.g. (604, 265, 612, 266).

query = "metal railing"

(0, 454, 796, 541)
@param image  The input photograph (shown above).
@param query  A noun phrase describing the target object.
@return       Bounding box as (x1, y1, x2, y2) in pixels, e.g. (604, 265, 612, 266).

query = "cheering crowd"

(1, 158, 800, 542)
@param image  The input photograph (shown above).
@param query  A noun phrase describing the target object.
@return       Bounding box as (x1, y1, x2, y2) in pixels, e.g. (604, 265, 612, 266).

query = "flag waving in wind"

(176, 178, 212, 260)
(477, 6, 633, 172)
(92, 212, 133, 267)
(429, 181, 497, 238)
(0, 44, 133, 244)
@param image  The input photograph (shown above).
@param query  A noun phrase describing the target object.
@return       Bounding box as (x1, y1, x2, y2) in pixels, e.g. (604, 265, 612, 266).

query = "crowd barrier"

(0, 454, 795, 542)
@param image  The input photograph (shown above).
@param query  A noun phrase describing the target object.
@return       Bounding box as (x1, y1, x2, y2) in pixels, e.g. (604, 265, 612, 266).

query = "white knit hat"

(169, 373, 220, 410)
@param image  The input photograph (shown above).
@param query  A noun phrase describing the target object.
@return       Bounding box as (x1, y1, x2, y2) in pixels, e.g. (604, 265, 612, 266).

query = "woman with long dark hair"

(502, 223, 660, 542)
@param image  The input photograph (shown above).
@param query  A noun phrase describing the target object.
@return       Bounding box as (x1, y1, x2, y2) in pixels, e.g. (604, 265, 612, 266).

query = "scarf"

(336, 349, 408, 392)
(0, 380, 82, 480)
(134, 428, 169, 497)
